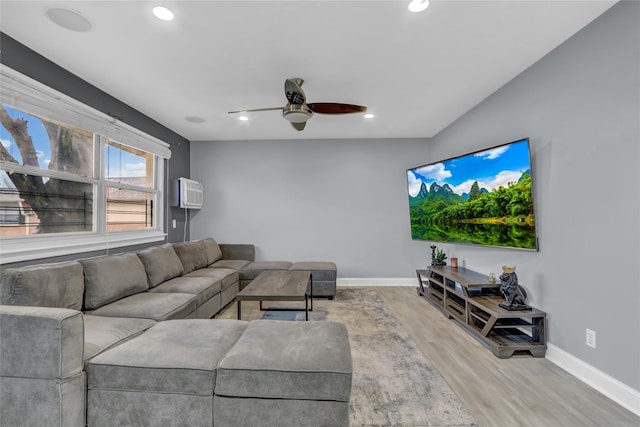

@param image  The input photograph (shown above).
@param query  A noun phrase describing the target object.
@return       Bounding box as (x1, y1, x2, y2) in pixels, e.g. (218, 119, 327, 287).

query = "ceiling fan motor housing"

(283, 104, 313, 123)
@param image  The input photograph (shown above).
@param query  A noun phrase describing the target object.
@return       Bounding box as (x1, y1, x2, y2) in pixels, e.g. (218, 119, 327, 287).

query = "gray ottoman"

(239, 261, 292, 289)
(289, 261, 337, 299)
(86, 319, 248, 427)
(214, 320, 352, 427)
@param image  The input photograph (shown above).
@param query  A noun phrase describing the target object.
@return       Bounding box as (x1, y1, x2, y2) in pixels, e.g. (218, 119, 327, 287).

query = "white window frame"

(0, 65, 171, 264)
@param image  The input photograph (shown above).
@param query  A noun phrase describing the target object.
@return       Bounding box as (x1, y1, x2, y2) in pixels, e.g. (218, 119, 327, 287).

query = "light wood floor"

(374, 286, 639, 427)
(218, 286, 639, 426)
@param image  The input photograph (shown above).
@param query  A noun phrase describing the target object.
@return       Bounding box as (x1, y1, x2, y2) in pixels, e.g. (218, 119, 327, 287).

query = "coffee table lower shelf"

(235, 271, 313, 321)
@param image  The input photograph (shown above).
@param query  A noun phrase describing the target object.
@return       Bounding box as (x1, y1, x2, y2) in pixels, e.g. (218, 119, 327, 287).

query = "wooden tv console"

(416, 266, 546, 358)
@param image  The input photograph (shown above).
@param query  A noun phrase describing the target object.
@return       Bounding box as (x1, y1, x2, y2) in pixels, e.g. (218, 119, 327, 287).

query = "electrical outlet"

(172, 219, 177, 229)
(586, 328, 596, 349)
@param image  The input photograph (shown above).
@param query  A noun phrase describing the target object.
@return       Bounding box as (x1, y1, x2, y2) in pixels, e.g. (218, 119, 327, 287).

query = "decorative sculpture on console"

(498, 265, 532, 311)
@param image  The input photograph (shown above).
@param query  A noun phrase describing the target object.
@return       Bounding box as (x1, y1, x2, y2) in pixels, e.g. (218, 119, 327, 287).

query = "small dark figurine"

(430, 245, 437, 266)
(498, 265, 532, 311)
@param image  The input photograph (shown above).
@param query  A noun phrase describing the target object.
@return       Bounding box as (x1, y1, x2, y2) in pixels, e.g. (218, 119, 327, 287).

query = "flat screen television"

(407, 138, 538, 251)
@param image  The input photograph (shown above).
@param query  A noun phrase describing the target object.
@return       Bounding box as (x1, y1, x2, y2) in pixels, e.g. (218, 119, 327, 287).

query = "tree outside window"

(0, 105, 155, 236)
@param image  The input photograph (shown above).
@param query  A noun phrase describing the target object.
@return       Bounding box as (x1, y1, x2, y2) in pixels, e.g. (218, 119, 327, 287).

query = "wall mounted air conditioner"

(172, 177, 203, 209)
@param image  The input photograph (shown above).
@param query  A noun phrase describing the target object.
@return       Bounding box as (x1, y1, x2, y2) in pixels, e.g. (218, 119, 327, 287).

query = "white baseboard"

(337, 278, 416, 287)
(545, 343, 640, 416)
(336, 278, 640, 416)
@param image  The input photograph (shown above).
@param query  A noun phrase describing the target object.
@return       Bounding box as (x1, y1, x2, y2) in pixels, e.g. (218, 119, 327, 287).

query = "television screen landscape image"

(407, 138, 538, 250)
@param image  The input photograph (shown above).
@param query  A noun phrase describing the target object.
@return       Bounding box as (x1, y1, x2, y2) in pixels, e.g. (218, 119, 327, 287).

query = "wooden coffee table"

(236, 270, 313, 321)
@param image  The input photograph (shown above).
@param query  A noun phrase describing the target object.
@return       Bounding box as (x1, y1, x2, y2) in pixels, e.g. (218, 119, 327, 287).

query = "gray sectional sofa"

(0, 238, 350, 427)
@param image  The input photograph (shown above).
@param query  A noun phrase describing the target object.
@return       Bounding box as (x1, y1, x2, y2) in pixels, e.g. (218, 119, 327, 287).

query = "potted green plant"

(434, 249, 447, 266)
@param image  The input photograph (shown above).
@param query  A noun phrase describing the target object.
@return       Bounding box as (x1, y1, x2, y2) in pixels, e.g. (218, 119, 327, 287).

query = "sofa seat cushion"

(84, 292, 197, 321)
(83, 315, 156, 361)
(147, 277, 222, 307)
(80, 253, 149, 310)
(0, 261, 85, 310)
(183, 268, 238, 290)
(173, 241, 208, 273)
(240, 261, 293, 281)
(136, 244, 184, 288)
(201, 238, 223, 265)
(216, 320, 352, 402)
(87, 319, 248, 396)
(209, 259, 251, 271)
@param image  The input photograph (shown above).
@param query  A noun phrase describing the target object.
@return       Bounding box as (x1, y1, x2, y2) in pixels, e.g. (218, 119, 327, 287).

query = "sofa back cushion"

(80, 253, 149, 310)
(0, 261, 85, 311)
(173, 241, 208, 273)
(201, 238, 223, 265)
(137, 244, 184, 287)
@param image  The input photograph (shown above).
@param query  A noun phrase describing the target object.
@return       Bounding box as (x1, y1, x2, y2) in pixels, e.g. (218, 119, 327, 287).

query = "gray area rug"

(261, 287, 478, 426)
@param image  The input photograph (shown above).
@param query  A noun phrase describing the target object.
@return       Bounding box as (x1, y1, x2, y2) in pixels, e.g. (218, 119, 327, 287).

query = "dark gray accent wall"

(191, 2, 639, 391)
(0, 32, 192, 268)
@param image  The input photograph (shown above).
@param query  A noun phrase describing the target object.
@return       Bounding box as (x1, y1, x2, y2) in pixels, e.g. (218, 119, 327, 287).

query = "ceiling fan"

(228, 78, 367, 131)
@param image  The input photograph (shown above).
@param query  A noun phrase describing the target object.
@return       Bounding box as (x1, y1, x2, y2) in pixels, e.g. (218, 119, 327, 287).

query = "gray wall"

(191, 2, 639, 391)
(0, 33, 192, 268)
(427, 1, 639, 391)
(190, 138, 432, 276)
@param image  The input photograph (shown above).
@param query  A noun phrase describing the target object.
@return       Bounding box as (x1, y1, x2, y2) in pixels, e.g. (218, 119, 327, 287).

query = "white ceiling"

(1, 1, 616, 142)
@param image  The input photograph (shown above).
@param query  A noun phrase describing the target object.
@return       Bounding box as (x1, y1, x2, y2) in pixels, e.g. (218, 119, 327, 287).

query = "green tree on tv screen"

(407, 140, 537, 250)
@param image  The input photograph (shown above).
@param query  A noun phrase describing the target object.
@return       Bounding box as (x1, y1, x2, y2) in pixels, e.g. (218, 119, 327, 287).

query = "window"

(1, 107, 96, 235)
(0, 67, 171, 263)
(105, 140, 155, 231)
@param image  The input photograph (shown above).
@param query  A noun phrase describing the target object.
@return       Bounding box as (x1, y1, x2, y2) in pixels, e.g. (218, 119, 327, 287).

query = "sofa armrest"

(0, 305, 84, 379)
(219, 244, 255, 262)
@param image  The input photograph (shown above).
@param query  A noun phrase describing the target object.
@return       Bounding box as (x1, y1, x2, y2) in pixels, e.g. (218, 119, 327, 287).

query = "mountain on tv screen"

(407, 138, 538, 251)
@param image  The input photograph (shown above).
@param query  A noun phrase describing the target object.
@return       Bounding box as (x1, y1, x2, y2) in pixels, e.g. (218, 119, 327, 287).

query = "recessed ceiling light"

(45, 7, 93, 32)
(408, 0, 430, 13)
(185, 116, 205, 123)
(153, 6, 174, 21)
(364, 113, 375, 119)
(238, 115, 249, 121)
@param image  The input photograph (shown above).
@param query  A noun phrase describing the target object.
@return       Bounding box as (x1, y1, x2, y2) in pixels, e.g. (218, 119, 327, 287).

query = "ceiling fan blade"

(285, 78, 306, 105)
(308, 103, 367, 114)
(228, 107, 283, 114)
(291, 121, 306, 131)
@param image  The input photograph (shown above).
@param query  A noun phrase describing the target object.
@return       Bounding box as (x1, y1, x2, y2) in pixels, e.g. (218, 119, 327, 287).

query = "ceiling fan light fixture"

(284, 111, 312, 123)
(283, 104, 313, 123)
(153, 6, 174, 21)
(238, 115, 249, 121)
(364, 113, 375, 119)
(408, 0, 430, 13)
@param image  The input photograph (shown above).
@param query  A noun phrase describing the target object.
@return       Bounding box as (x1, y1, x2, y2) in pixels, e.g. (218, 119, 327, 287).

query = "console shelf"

(416, 266, 546, 358)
